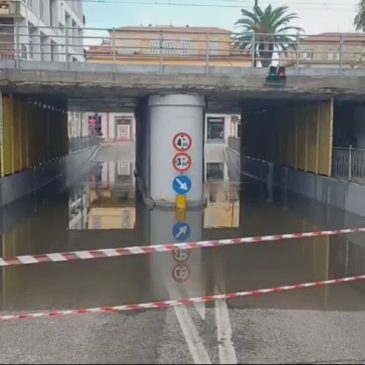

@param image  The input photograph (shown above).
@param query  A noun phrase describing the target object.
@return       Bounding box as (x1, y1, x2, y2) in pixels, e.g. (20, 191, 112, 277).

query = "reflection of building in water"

(204, 114, 240, 181)
(68, 185, 90, 230)
(84, 112, 135, 142)
(204, 181, 240, 228)
(87, 162, 136, 230)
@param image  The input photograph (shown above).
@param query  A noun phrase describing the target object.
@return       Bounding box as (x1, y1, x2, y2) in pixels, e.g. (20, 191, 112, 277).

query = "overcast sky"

(83, 0, 360, 34)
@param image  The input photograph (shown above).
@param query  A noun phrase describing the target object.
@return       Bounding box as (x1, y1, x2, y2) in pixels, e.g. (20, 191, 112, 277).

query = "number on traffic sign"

(173, 133, 192, 152)
(172, 264, 190, 283)
(173, 153, 192, 172)
(172, 249, 190, 263)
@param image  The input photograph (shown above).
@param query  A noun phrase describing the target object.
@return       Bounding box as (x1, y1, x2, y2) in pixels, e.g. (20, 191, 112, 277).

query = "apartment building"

(0, 0, 84, 62)
(86, 25, 251, 68)
(283, 33, 365, 68)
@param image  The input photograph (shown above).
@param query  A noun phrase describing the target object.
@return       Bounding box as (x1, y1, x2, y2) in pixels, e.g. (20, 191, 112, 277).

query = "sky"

(83, 0, 360, 34)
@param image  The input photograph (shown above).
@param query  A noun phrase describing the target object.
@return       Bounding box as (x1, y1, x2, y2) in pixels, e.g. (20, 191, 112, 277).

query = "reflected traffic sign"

(172, 249, 191, 263)
(173, 133, 192, 152)
(172, 175, 192, 195)
(172, 153, 192, 172)
(172, 223, 191, 241)
(172, 264, 190, 283)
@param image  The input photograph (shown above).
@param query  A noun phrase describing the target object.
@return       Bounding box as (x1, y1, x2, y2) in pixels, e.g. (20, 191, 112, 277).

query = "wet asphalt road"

(0, 143, 365, 364)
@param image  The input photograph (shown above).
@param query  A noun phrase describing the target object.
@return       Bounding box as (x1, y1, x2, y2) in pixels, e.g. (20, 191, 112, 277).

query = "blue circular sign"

(172, 175, 192, 195)
(172, 223, 191, 242)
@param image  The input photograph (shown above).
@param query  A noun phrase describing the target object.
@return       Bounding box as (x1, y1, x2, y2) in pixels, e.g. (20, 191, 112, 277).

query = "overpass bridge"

(0, 27, 365, 208)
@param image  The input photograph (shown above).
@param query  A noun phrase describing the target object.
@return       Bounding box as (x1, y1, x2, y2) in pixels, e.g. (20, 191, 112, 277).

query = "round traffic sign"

(172, 249, 191, 263)
(172, 264, 190, 283)
(172, 153, 192, 172)
(173, 133, 192, 152)
(172, 175, 192, 195)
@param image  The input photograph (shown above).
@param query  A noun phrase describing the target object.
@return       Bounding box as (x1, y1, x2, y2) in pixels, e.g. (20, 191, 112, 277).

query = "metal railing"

(69, 136, 101, 153)
(332, 146, 365, 183)
(228, 137, 241, 153)
(0, 23, 365, 73)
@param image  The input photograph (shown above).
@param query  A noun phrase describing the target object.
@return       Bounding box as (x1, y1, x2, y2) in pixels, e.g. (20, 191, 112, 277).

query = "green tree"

(235, 4, 302, 67)
(355, 0, 365, 31)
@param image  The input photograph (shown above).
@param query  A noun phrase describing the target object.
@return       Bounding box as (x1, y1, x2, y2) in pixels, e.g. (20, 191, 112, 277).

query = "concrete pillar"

(140, 94, 205, 206)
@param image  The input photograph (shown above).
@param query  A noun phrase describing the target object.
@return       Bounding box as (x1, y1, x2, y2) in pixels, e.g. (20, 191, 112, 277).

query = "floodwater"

(1, 144, 365, 316)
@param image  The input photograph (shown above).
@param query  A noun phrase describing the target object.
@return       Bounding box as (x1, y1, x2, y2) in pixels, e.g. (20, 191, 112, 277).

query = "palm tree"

(355, 0, 365, 31)
(235, 4, 302, 67)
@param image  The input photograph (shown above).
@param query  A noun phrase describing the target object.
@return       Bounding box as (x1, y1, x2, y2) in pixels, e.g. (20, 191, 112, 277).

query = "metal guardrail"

(332, 146, 365, 183)
(228, 137, 240, 153)
(0, 23, 364, 73)
(69, 136, 101, 153)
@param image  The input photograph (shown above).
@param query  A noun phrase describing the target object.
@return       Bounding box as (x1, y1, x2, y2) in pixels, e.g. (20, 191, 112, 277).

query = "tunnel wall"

(244, 99, 334, 177)
(1, 94, 68, 177)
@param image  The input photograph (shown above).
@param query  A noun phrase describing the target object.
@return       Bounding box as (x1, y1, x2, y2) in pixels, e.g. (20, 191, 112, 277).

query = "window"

(65, 11, 71, 27)
(50, 40, 56, 61)
(151, 40, 177, 55)
(206, 163, 224, 181)
(327, 49, 339, 61)
(40, 33, 47, 61)
(21, 44, 27, 60)
(301, 49, 314, 60)
(72, 20, 77, 46)
(115, 117, 132, 140)
(209, 41, 220, 56)
(207, 117, 224, 141)
(163, 40, 175, 55)
(151, 39, 160, 55)
(28, 23, 36, 60)
(180, 40, 191, 55)
(117, 162, 130, 176)
(50, 0, 57, 27)
(40, 0, 44, 20)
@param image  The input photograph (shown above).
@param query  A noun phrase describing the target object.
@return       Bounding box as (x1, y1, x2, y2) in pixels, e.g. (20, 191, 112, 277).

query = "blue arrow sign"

(172, 223, 191, 242)
(172, 175, 192, 195)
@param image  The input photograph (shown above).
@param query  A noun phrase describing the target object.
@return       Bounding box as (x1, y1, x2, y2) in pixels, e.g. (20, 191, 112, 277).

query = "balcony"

(0, 1, 26, 19)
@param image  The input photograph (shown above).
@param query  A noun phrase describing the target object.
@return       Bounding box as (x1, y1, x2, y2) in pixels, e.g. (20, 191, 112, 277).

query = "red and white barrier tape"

(1, 227, 365, 268)
(1, 274, 364, 321)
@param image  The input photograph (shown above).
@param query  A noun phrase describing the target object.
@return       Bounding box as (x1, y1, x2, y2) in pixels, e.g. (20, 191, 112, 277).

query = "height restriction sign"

(172, 153, 192, 172)
(173, 133, 192, 152)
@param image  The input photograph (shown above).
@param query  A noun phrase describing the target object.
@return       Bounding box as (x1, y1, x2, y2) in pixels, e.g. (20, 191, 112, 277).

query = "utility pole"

(255, 0, 258, 6)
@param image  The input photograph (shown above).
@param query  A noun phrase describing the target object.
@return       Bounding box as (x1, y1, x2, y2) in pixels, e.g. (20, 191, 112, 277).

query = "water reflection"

(0, 161, 365, 313)
(69, 162, 136, 230)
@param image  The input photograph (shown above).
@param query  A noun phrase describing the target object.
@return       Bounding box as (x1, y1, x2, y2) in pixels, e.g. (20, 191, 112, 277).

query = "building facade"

(86, 25, 251, 68)
(283, 33, 365, 69)
(0, 0, 84, 62)
(84, 112, 136, 142)
(204, 113, 241, 181)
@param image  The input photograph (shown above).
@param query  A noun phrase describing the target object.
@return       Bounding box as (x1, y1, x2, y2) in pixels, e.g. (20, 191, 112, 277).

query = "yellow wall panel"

(297, 109, 306, 170)
(318, 99, 334, 176)
(1, 95, 68, 176)
(245, 100, 333, 177)
(2, 97, 12, 175)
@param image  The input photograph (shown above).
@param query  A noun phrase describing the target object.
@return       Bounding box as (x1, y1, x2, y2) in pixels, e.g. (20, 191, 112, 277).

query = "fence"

(332, 146, 365, 183)
(0, 23, 364, 73)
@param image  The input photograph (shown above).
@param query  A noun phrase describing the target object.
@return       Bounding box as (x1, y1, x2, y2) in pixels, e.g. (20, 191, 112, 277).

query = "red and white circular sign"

(172, 153, 192, 172)
(172, 249, 191, 263)
(173, 133, 192, 152)
(172, 264, 190, 283)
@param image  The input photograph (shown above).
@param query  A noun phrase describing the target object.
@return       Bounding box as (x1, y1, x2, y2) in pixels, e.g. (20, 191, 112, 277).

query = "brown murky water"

(1, 161, 365, 314)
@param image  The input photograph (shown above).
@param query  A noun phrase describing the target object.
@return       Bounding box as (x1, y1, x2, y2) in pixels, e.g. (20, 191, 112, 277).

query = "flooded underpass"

(1, 143, 365, 364)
